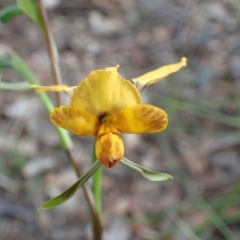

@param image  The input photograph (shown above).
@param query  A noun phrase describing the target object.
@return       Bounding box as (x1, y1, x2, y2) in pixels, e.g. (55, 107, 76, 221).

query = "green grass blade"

(0, 5, 22, 23)
(16, 0, 43, 31)
(0, 58, 13, 69)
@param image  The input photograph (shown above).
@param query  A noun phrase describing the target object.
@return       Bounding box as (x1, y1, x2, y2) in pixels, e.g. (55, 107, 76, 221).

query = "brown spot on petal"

(152, 111, 161, 119)
(114, 141, 122, 159)
(51, 111, 63, 124)
(99, 152, 110, 167)
(142, 106, 146, 111)
(114, 141, 119, 148)
(102, 137, 111, 150)
(108, 161, 115, 168)
(147, 108, 155, 115)
(97, 133, 123, 168)
(150, 119, 167, 130)
(62, 107, 68, 115)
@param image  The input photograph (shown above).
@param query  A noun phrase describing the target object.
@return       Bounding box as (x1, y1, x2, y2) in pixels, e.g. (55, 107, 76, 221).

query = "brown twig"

(37, 0, 62, 105)
(37, 1, 102, 239)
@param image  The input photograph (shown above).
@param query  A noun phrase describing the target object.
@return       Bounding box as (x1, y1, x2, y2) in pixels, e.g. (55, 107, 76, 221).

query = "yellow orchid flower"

(132, 57, 187, 90)
(30, 60, 186, 168)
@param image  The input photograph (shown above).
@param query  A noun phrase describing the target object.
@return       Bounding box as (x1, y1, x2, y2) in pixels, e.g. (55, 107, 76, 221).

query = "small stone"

(230, 55, 240, 80)
(42, 0, 61, 10)
(0, 44, 9, 58)
(88, 11, 125, 35)
(86, 40, 102, 57)
(30, 51, 50, 72)
(18, 138, 38, 157)
(104, 217, 130, 240)
(205, 3, 227, 21)
(3, 97, 40, 119)
(210, 151, 240, 175)
(22, 157, 57, 178)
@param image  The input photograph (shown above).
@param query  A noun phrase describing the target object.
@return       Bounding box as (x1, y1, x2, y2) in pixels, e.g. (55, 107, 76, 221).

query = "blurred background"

(1, 0, 240, 239)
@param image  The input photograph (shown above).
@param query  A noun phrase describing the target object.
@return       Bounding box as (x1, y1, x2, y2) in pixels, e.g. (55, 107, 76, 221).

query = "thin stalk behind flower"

(37, 0, 62, 105)
(92, 146, 103, 217)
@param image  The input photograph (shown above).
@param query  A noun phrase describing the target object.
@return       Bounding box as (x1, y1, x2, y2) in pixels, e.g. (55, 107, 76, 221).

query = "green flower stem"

(92, 146, 103, 217)
(0, 81, 29, 90)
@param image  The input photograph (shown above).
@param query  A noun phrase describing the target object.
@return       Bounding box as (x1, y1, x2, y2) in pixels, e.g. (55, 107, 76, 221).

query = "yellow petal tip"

(103, 65, 120, 73)
(132, 56, 188, 89)
(181, 57, 187, 66)
(114, 64, 120, 70)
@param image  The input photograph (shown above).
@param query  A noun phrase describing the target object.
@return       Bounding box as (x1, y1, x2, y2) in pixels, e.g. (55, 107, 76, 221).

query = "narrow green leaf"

(39, 161, 102, 210)
(15, 0, 59, 61)
(0, 58, 12, 69)
(16, 0, 59, 60)
(121, 157, 173, 181)
(16, 0, 43, 31)
(0, 5, 22, 23)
